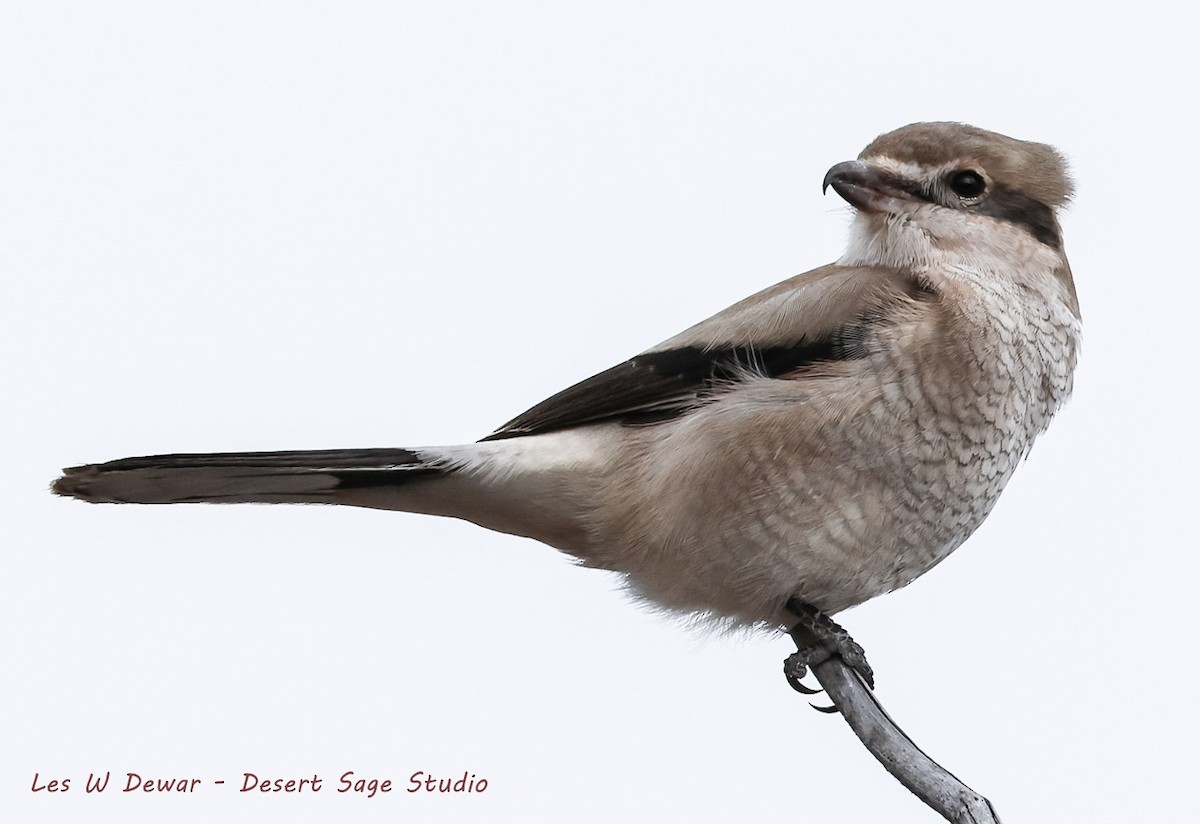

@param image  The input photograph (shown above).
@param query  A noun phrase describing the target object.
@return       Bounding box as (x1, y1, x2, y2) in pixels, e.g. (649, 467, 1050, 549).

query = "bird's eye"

(948, 170, 987, 198)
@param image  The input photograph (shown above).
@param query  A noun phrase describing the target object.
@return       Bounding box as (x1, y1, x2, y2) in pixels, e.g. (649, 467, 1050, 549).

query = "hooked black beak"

(823, 160, 925, 214)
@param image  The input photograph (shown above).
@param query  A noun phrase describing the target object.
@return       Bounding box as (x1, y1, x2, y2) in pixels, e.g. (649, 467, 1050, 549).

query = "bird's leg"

(784, 598, 875, 693)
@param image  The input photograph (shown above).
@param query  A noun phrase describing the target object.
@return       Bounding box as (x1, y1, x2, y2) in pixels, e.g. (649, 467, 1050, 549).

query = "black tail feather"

(52, 448, 446, 504)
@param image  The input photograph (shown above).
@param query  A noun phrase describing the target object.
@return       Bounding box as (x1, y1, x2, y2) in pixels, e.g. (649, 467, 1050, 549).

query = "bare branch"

(789, 625, 1003, 824)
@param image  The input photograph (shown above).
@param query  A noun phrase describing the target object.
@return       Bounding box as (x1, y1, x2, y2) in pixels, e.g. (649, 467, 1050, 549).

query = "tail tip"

(51, 465, 98, 501)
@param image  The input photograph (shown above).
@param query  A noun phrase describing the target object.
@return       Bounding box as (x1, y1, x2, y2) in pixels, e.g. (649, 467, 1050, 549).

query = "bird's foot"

(784, 598, 875, 695)
(784, 646, 840, 712)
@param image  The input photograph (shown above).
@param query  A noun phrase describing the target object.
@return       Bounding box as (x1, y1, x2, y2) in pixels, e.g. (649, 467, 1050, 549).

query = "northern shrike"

(54, 123, 1079, 674)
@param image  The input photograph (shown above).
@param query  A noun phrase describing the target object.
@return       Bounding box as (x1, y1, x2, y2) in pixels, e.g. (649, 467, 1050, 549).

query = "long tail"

(52, 448, 442, 505)
(51, 436, 593, 552)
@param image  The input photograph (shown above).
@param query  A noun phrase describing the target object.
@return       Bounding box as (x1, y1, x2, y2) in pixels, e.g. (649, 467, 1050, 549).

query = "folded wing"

(485, 264, 933, 440)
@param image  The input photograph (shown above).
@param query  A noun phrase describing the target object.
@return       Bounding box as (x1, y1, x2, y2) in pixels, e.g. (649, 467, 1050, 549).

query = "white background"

(3, 2, 1198, 822)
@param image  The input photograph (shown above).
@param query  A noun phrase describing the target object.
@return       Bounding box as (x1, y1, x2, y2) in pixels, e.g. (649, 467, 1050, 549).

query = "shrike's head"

(826, 122, 1074, 272)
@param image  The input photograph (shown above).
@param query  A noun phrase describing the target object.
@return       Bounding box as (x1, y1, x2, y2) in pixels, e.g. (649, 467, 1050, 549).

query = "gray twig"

(789, 625, 1003, 824)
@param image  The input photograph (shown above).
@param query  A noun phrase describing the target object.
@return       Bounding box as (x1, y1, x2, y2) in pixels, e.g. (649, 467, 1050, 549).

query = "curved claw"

(810, 702, 840, 714)
(784, 647, 832, 696)
(788, 678, 823, 695)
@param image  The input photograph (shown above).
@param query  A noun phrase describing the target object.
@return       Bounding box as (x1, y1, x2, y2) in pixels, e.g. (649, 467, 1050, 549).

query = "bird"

(53, 122, 1080, 679)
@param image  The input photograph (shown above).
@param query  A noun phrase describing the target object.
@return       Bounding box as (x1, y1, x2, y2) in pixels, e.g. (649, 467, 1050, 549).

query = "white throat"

(838, 210, 1063, 280)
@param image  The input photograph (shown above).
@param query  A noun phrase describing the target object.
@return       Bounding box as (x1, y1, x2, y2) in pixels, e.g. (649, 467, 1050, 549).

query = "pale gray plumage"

(54, 122, 1081, 632)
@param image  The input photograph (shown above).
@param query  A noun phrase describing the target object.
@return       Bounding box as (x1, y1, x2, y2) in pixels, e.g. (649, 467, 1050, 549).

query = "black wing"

(481, 265, 935, 441)
(482, 338, 855, 441)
